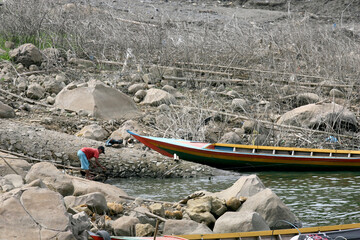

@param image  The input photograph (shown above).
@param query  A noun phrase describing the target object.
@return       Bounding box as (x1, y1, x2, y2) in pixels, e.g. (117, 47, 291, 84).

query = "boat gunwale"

(176, 223, 360, 240)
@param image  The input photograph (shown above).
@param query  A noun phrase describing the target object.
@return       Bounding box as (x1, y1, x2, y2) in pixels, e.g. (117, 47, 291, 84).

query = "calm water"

(107, 171, 360, 227)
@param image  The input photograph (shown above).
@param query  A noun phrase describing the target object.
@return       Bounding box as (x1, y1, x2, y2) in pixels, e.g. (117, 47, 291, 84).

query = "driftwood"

(131, 209, 167, 223)
(162, 76, 250, 84)
(175, 61, 357, 85)
(0, 88, 51, 108)
(118, 195, 179, 206)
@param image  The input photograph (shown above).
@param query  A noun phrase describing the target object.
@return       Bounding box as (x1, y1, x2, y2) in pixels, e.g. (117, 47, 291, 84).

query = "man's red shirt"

(81, 147, 100, 160)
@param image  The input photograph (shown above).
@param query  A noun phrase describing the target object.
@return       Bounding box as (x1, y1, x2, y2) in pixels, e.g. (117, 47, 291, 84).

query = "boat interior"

(205, 144, 360, 158)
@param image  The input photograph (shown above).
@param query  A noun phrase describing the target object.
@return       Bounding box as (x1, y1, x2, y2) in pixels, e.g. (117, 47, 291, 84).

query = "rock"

(47, 96, 56, 105)
(107, 202, 124, 216)
(135, 223, 154, 237)
(5, 41, 14, 49)
(0, 177, 15, 192)
(296, 93, 320, 106)
(70, 176, 128, 203)
(185, 197, 216, 227)
(142, 73, 154, 84)
(75, 124, 108, 141)
(110, 120, 142, 141)
(210, 197, 227, 218)
(226, 197, 242, 211)
(0, 187, 75, 239)
(0, 101, 15, 118)
(111, 216, 140, 236)
(0, 49, 6, 56)
(219, 132, 242, 144)
(25, 162, 74, 196)
(3, 174, 24, 188)
(64, 192, 108, 214)
(149, 203, 165, 217)
(0, 156, 31, 178)
(232, 98, 247, 111)
(44, 77, 66, 94)
(55, 80, 140, 120)
(238, 188, 299, 229)
(162, 85, 177, 94)
(141, 88, 176, 106)
(9, 43, 43, 67)
(26, 83, 45, 100)
(163, 67, 183, 78)
(213, 211, 270, 233)
(128, 83, 147, 94)
(29, 64, 39, 71)
(210, 175, 266, 200)
(163, 219, 213, 235)
(277, 103, 358, 132)
(165, 210, 183, 219)
(158, 104, 171, 112)
(129, 206, 156, 226)
(134, 89, 147, 100)
(70, 211, 92, 239)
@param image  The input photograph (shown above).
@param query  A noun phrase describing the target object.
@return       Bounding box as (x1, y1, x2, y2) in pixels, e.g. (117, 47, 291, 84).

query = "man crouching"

(77, 146, 106, 180)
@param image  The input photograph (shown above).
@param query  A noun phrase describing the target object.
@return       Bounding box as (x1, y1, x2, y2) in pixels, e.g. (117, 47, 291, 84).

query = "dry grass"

(1, 0, 360, 147)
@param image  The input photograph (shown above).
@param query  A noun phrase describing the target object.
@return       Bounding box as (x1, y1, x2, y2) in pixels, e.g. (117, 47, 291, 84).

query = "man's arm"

(94, 157, 106, 170)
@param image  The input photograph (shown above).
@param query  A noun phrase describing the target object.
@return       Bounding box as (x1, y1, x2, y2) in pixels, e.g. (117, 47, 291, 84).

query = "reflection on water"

(108, 171, 360, 227)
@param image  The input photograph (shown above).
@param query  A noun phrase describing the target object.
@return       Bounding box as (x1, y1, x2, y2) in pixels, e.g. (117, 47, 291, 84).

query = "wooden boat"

(127, 131, 360, 171)
(176, 223, 360, 240)
(88, 231, 188, 240)
(89, 223, 360, 240)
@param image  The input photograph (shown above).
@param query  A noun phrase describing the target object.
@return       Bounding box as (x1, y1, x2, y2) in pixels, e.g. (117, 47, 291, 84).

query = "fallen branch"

(118, 195, 180, 206)
(0, 88, 51, 108)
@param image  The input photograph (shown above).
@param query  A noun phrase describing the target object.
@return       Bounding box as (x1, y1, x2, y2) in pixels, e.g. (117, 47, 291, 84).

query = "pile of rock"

(0, 158, 300, 239)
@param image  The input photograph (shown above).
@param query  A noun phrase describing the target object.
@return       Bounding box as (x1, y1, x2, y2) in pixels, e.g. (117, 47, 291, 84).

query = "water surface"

(108, 171, 360, 227)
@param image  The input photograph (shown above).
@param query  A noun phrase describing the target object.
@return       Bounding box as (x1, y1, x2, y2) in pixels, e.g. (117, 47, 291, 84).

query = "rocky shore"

(0, 157, 300, 239)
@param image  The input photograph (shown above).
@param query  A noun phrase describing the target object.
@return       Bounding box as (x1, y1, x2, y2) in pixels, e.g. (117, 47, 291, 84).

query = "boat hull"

(128, 131, 360, 171)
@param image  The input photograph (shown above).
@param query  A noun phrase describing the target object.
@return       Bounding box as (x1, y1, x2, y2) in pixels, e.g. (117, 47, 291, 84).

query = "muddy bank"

(0, 119, 217, 178)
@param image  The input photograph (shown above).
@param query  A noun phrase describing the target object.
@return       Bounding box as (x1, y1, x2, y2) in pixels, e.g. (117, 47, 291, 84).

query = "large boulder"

(0, 187, 75, 239)
(26, 83, 45, 100)
(237, 188, 299, 229)
(0, 153, 31, 178)
(9, 43, 43, 67)
(64, 192, 108, 214)
(163, 219, 213, 235)
(185, 197, 216, 227)
(25, 162, 74, 196)
(0, 101, 15, 118)
(213, 211, 270, 233)
(109, 120, 143, 141)
(210, 175, 266, 200)
(55, 80, 140, 120)
(70, 176, 128, 203)
(141, 88, 176, 106)
(277, 103, 358, 132)
(75, 124, 108, 141)
(111, 216, 140, 236)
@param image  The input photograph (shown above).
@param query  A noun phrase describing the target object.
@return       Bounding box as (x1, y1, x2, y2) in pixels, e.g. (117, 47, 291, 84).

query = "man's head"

(98, 146, 105, 154)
